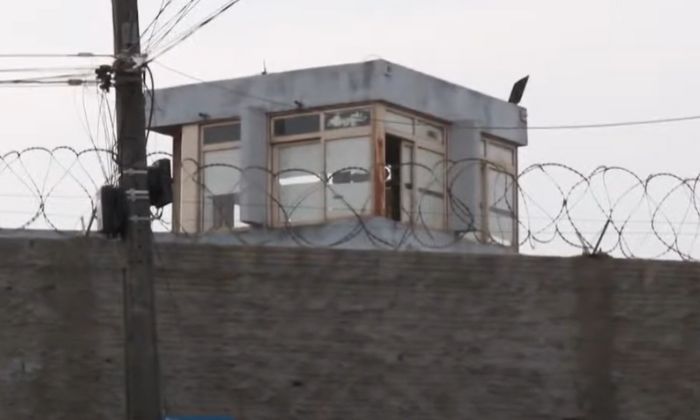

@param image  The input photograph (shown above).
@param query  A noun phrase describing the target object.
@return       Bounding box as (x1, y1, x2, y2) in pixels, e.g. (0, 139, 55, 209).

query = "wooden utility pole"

(111, 1, 162, 419)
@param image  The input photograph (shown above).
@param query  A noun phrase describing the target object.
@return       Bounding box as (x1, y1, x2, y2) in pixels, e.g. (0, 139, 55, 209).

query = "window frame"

(199, 120, 246, 232)
(271, 138, 325, 226)
(384, 107, 447, 153)
(269, 105, 375, 227)
(324, 136, 374, 220)
(383, 105, 449, 230)
(481, 135, 518, 248)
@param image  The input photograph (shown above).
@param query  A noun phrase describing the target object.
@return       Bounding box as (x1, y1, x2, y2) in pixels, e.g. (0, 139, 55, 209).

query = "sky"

(0, 0, 699, 258)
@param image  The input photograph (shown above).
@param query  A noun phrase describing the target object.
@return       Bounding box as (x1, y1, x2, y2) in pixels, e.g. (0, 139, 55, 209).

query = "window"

(276, 142, 324, 223)
(483, 138, 517, 246)
(203, 123, 240, 145)
(274, 138, 373, 224)
(210, 193, 238, 229)
(200, 122, 246, 231)
(326, 138, 372, 218)
(271, 108, 373, 225)
(202, 148, 245, 231)
(273, 114, 321, 136)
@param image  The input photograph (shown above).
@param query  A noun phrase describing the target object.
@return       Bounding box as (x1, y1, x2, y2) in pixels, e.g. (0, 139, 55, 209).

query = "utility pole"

(111, 1, 162, 419)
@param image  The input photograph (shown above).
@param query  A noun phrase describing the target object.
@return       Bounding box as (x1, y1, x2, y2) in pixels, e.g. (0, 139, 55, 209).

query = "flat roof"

(151, 59, 527, 145)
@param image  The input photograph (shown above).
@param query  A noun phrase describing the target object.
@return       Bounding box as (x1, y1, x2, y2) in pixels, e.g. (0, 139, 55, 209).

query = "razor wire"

(0, 147, 699, 261)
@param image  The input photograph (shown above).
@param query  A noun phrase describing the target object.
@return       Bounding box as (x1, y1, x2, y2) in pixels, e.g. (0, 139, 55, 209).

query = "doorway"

(385, 135, 413, 222)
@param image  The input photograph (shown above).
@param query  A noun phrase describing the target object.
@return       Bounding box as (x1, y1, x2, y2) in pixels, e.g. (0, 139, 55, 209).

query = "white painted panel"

(415, 121, 444, 143)
(485, 141, 514, 167)
(385, 111, 414, 136)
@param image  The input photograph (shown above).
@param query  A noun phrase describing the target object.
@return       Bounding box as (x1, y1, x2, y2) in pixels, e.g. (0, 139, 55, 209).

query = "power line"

(0, 66, 96, 73)
(146, 0, 244, 62)
(0, 80, 96, 87)
(140, 0, 177, 41)
(0, 53, 112, 58)
(515, 115, 700, 131)
(153, 60, 292, 106)
(143, 0, 203, 53)
(0, 71, 97, 87)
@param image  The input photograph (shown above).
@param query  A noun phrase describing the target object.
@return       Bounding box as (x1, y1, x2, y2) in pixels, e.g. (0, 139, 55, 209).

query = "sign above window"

(324, 109, 371, 130)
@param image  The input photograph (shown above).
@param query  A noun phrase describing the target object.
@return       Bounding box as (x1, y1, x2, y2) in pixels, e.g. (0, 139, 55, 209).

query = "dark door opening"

(385, 135, 403, 221)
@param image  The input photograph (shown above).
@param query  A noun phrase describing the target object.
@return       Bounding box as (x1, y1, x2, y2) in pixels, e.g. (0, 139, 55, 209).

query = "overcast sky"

(1, 0, 699, 257)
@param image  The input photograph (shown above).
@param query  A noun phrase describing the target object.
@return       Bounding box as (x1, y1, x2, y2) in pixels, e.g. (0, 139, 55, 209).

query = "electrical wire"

(0, 53, 112, 58)
(146, 0, 244, 62)
(140, 0, 177, 43)
(144, 65, 157, 145)
(153, 60, 294, 107)
(76, 85, 109, 181)
(501, 115, 700, 131)
(0, 72, 95, 84)
(0, 66, 96, 73)
(143, 0, 203, 54)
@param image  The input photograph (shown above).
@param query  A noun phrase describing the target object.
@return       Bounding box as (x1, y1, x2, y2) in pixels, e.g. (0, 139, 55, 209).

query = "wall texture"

(1, 235, 699, 420)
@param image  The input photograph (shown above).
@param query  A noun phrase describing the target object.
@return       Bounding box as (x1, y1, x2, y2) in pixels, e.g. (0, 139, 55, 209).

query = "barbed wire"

(0, 146, 699, 261)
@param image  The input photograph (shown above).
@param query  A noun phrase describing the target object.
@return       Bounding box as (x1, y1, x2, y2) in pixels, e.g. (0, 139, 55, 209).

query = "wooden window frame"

(482, 134, 518, 248)
(271, 138, 324, 227)
(381, 105, 449, 230)
(199, 120, 245, 232)
(269, 106, 375, 227)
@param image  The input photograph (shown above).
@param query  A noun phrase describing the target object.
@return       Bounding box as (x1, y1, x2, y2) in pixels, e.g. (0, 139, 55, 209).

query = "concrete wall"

(164, 218, 512, 254)
(178, 124, 200, 233)
(448, 120, 485, 235)
(2, 235, 699, 419)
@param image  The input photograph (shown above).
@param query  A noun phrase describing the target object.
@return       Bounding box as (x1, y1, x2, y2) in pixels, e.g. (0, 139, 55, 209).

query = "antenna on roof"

(262, 60, 268, 75)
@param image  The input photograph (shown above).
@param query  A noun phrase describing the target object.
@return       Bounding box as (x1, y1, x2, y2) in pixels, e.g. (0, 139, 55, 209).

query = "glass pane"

(325, 109, 371, 130)
(415, 121, 444, 143)
(385, 111, 414, 135)
(202, 149, 244, 230)
(273, 114, 321, 136)
(210, 193, 237, 230)
(414, 148, 445, 229)
(485, 141, 514, 167)
(488, 211, 515, 246)
(487, 168, 515, 212)
(277, 142, 324, 223)
(326, 137, 371, 218)
(203, 123, 240, 145)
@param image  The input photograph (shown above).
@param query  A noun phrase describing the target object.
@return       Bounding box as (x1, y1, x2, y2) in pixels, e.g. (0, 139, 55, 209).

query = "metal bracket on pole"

(125, 188, 150, 202)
